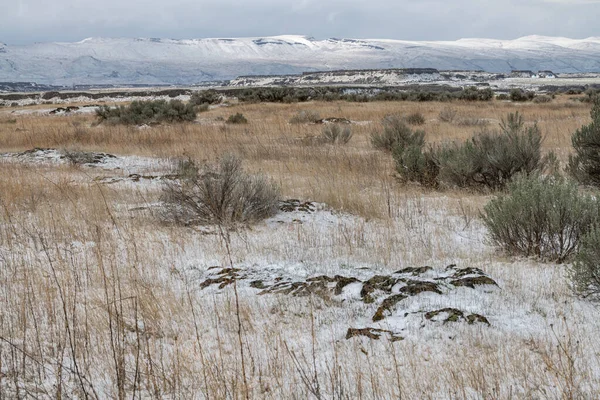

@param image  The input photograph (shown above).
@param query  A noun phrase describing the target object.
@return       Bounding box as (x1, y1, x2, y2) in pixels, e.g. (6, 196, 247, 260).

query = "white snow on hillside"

(1, 35, 600, 85)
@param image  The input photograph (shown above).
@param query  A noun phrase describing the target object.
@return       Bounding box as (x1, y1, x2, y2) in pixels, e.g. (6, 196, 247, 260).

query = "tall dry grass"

(0, 97, 598, 398)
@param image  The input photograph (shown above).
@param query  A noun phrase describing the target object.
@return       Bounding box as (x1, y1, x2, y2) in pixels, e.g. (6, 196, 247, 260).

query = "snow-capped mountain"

(1, 35, 600, 85)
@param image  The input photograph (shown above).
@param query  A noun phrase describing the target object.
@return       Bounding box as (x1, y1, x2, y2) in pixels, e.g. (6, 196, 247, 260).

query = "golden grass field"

(0, 95, 598, 399)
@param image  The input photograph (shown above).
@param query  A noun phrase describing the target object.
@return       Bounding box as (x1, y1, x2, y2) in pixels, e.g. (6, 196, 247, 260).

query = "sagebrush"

(482, 174, 599, 262)
(393, 112, 548, 190)
(161, 155, 280, 225)
(320, 124, 353, 145)
(570, 225, 600, 296)
(96, 99, 196, 125)
(568, 97, 600, 186)
(371, 115, 425, 152)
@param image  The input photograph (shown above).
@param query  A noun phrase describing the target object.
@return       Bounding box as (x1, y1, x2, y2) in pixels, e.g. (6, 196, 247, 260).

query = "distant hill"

(1, 35, 600, 85)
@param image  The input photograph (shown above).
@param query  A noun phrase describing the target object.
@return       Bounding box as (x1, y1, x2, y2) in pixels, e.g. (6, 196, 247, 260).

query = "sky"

(1, 0, 599, 45)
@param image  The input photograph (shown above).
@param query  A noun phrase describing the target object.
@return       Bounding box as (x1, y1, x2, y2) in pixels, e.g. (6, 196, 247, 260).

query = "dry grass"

(0, 96, 598, 398)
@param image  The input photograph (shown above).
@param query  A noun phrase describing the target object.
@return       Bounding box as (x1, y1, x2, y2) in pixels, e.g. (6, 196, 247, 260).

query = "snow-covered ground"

(1, 147, 599, 397)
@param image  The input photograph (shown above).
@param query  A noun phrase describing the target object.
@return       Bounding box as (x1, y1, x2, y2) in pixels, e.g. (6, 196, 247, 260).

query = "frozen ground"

(1, 149, 599, 398)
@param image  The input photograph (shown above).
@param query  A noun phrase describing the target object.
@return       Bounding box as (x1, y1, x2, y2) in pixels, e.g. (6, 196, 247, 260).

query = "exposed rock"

(399, 280, 442, 296)
(63, 150, 117, 165)
(346, 327, 403, 341)
(249, 280, 267, 289)
(372, 294, 407, 322)
(425, 308, 490, 325)
(197, 265, 495, 340)
(314, 117, 352, 125)
(333, 275, 360, 295)
(466, 314, 490, 325)
(199, 267, 240, 289)
(446, 264, 485, 278)
(49, 106, 80, 114)
(360, 275, 399, 303)
(279, 199, 316, 213)
(450, 276, 497, 288)
(395, 266, 432, 276)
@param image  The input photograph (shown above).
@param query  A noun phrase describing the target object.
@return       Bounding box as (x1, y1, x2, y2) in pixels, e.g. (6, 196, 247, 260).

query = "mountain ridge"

(1, 35, 600, 85)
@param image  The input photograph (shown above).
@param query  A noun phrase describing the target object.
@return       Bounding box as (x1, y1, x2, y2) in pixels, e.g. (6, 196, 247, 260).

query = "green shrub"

(509, 89, 535, 102)
(482, 174, 599, 262)
(161, 155, 280, 225)
(582, 88, 599, 103)
(397, 112, 546, 190)
(570, 225, 600, 296)
(320, 124, 353, 144)
(405, 112, 426, 125)
(226, 113, 248, 124)
(190, 89, 222, 105)
(457, 86, 494, 101)
(393, 144, 438, 186)
(433, 141, 480, 188)
(371, 115, 424, 151)
(568, 97, 600, 186)
(95, 100, 196, 125)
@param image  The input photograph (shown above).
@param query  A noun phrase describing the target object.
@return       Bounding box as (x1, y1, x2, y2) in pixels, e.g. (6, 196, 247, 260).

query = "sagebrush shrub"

(482, 174, 599, 262)
(161, 155, 280, 226)
(190, 90, 222, 105)
(394, 112, 547, 190)
(393, 144, 438, 186)
(96, 100, 196, 125)
(227, 113, 248, 124)
(570, 225, 600, 296)
(509, 89, 535, 102)
(568, 97, 600, 186)
(320, 124, 353, 144)
(371, 116, 425, 151)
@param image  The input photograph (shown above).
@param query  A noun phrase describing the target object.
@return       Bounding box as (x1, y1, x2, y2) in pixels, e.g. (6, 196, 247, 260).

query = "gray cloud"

(1, 0, 598, 45)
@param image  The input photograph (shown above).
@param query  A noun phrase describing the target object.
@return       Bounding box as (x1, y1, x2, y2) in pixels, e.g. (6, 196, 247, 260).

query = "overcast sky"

(1, 0, 599, 45)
